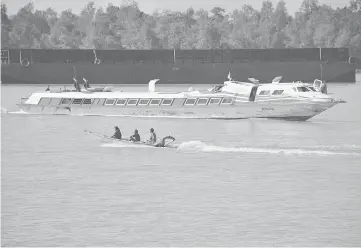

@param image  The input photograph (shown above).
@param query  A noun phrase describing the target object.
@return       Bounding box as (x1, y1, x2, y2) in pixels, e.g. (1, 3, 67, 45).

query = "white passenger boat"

(18, 73, 345, 121)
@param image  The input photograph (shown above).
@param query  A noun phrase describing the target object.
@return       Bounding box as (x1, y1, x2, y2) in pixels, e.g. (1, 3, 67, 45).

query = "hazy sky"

(3, 0, 350, 16)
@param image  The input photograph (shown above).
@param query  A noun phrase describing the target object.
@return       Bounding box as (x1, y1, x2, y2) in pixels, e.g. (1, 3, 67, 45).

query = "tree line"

(1, 0, 360, 56)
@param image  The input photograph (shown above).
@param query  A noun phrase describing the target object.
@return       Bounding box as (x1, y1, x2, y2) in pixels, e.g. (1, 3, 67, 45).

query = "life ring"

(94, 59, 101, 64)
(349, 56, 357, 64)
(21, 59, 30, 67)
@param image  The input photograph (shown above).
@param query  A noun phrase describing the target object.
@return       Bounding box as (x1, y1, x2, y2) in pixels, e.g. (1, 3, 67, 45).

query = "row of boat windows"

(41, 97, 234, 106)
(258, 87, 315, 96)
(259, 90, 284, 96)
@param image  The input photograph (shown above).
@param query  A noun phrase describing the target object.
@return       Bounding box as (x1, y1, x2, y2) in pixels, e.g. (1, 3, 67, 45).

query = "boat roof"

(225, 79, 314, 88)
(28, 75, 317, 99)
(259, 82, 315, 89)
(29, 90, 228, 99)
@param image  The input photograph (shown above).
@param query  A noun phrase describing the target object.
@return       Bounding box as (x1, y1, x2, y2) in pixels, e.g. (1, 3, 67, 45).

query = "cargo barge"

(0, 48, 357, 85)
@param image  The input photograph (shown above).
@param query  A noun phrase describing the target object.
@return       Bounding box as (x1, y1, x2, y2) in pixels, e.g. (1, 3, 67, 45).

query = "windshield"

(297, 87, 310, 92)
(307, 87, 316, 91)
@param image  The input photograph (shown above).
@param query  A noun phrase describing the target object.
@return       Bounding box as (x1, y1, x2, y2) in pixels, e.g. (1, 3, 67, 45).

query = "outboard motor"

(249, 86, 258, 102)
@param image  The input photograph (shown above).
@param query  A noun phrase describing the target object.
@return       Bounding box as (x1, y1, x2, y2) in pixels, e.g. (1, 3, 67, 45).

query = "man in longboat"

(111, 126, 122, 140)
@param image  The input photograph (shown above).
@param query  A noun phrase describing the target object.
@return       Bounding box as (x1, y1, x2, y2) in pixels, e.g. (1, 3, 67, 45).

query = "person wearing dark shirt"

(320, 81, 328, 94)
(130, 129, 141, 142)
(111, 126, 122, 140)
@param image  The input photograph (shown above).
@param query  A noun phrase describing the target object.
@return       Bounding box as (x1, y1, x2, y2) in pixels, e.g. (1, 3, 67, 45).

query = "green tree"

(2, 0, 360, 54)
(1, 3, 11, 47)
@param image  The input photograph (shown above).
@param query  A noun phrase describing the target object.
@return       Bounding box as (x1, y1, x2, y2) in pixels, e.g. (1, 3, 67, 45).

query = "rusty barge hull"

(1, 48, 357, 85)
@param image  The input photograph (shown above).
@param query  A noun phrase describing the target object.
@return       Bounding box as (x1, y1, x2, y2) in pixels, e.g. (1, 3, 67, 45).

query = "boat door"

(249, 86, 258, 102)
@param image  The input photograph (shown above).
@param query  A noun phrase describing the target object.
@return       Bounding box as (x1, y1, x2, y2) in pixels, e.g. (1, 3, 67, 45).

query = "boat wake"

(303, 144, 361, 151)
(100, 140, 361, 156)
(176, 141, 361, 156)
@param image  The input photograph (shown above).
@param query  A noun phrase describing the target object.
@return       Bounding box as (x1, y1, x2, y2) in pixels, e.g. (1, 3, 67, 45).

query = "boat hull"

(1, 61, 356, 85)
(18, 100, 338, 121)
(84, 130, 177, 148)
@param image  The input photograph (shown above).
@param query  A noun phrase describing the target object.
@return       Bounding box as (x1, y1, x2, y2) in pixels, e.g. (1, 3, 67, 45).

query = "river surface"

(1, 78, 361, 246)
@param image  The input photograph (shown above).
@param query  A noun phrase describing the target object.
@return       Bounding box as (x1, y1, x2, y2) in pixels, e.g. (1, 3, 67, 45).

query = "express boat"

(18, 73, 345, 121)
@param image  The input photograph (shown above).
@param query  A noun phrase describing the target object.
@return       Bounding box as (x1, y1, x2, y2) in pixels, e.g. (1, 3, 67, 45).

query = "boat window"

(197, 98, 209, 105)
(38, 97, 52, 105)
(127, 99, 139, 105)
(95, 99, 106, 105)
(161, 99, 174, 106)
(105, 99, 116, 105)
(296, 87, 309, 92)
(138, 99, 150, 105)
(259, 90, 270, 95)
(72, 98, 83, 105)
(150, 99, 161, 105)
(51, 98, 61, 105)
(184, 98, 197, 105)
(221, 98, 233, 104)
(211, 85, 223, 92)
(116, 99, 127, 105)
(307, 87, 316, 92)
(82, 99, 92, 105)
(60, 98, 72, 105)
(209, 98, 221, 105)
(272, 90, 284, 95)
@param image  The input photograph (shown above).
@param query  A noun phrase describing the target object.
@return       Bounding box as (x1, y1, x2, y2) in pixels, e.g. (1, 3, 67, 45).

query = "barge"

(1, 48, 357, 85)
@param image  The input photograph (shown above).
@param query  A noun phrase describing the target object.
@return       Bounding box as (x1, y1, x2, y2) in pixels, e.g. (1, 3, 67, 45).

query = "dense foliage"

(1, 0, 360, 55)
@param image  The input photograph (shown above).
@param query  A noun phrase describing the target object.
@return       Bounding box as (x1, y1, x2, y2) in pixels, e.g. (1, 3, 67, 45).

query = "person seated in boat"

(147, 128, 157, 144)
(83, 78, 90, 89)
(129, 129, 141, 142)
(111, 126, 122, 140)
(73, 77, 81, 92)
(320, 80, 328, 94)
